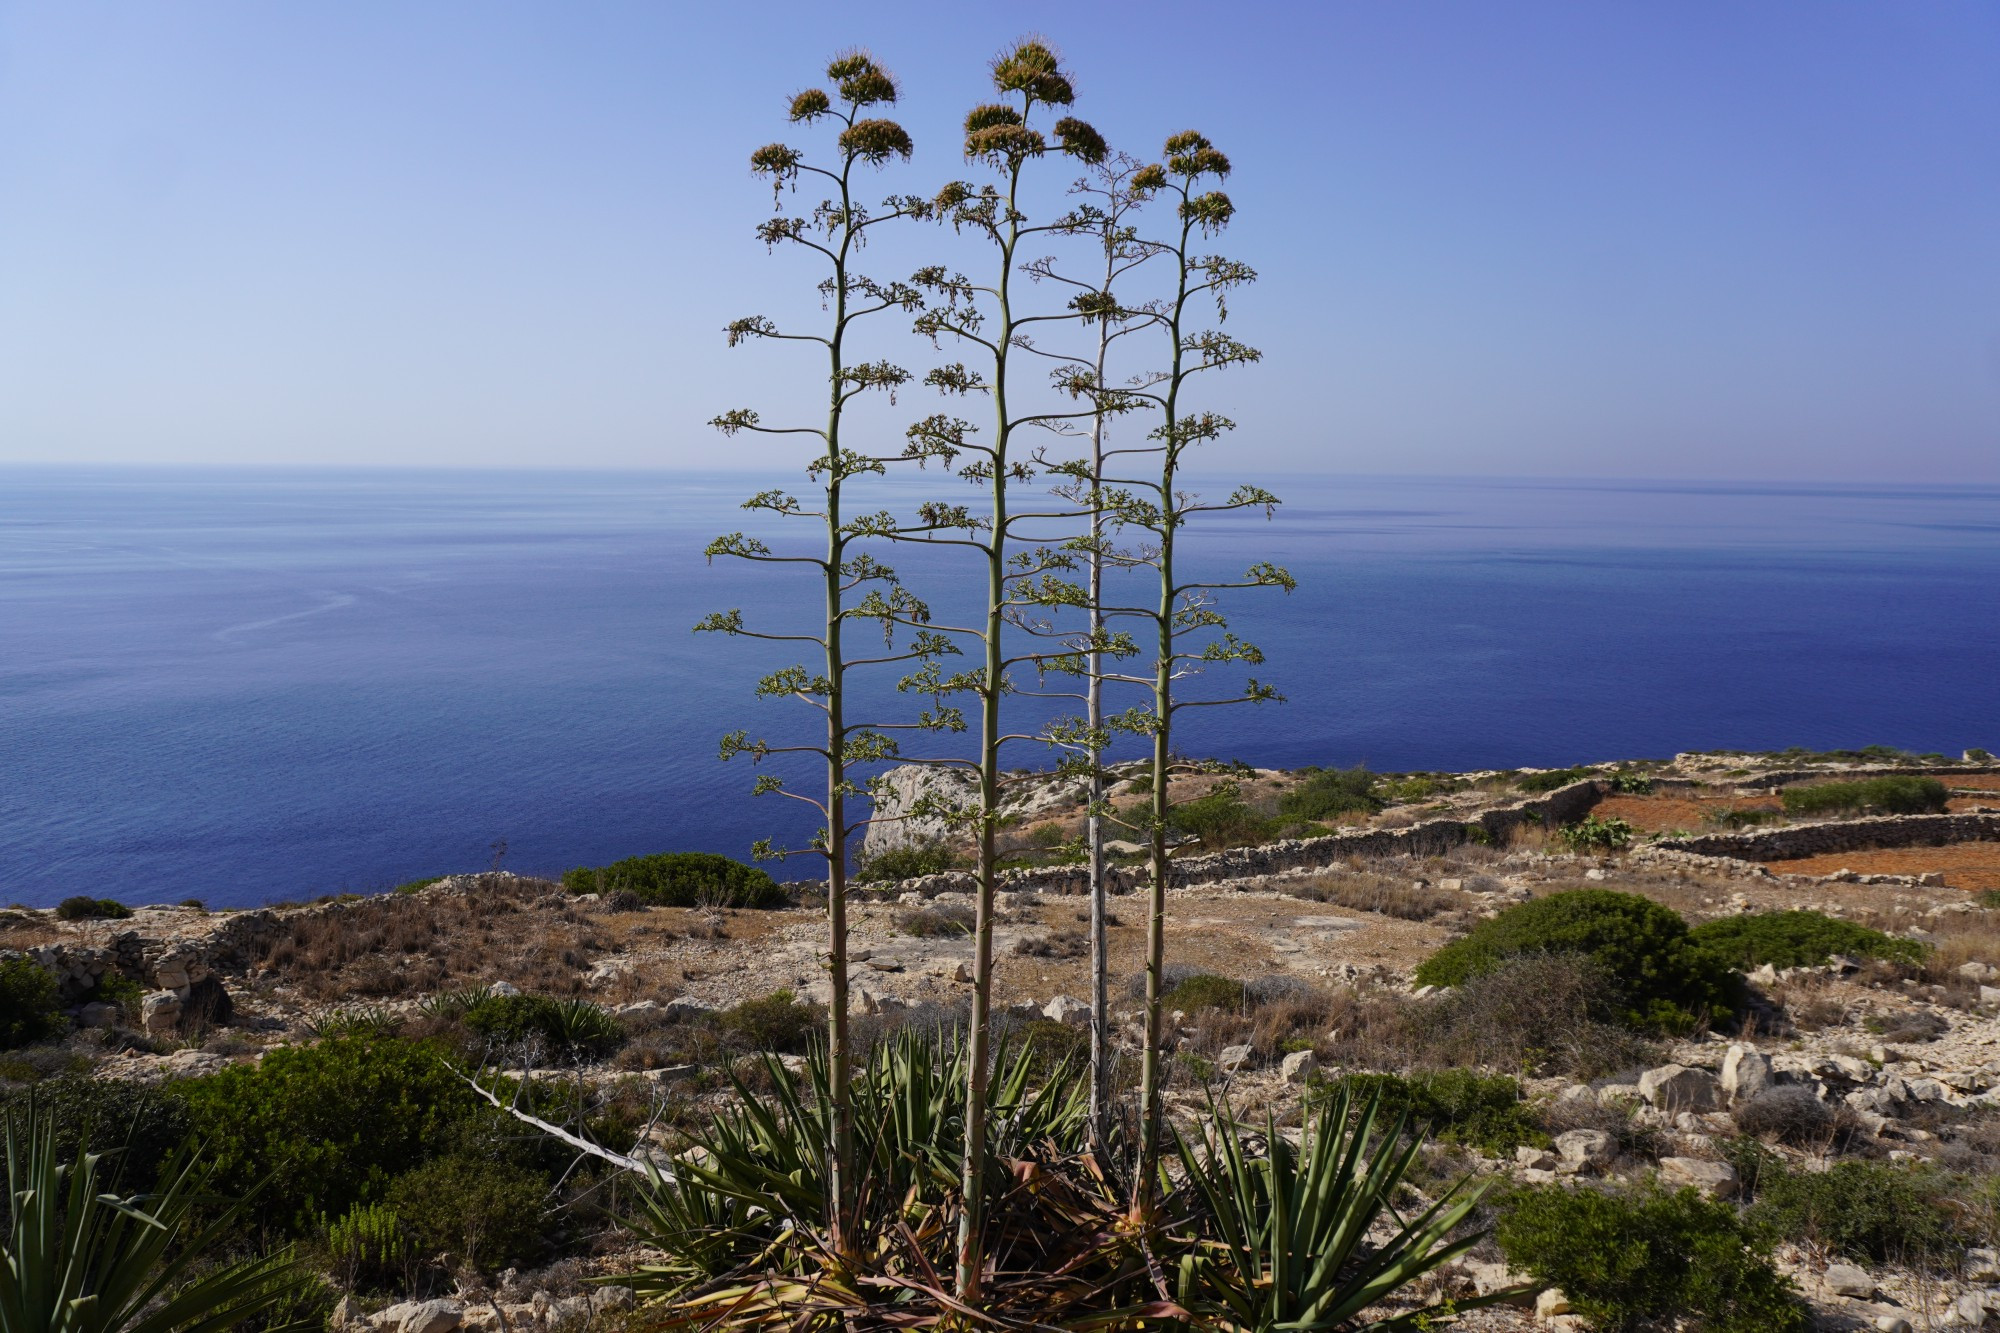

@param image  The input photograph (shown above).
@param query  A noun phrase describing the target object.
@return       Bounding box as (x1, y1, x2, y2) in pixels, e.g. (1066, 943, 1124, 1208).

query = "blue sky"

(2, 1, 1996, 479)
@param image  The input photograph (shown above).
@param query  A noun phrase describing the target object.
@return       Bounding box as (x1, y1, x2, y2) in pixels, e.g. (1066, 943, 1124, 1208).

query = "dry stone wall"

(1651, 812, 2000, 864)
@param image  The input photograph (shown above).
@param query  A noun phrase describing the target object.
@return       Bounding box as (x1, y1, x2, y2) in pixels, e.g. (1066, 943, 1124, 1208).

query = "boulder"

(1043, 995, 1089, 1025)
(1515, 1146, 1557, 1171)
(1554, 1129, 1616, 1168)
(1536, 1288, 1573, 1317)
(1967, 1248, 2000, 1283)
(1658, 1157, 1738, 1198)
(1720, 1045, 1773, 1103)
(1872, 1316, 1914, 1333)
(140, 990, 181, 1037)
(590, 1287, 637, 1315)
(1638, 1064, 1721, 1112)
(1822, 1264, 1875, 1299)
(378, 1302, 460, 1333)
(1279, 1049, 1317, 1084)
(1217, 1044, 1254, 1073)
(488, 981, 521, 997)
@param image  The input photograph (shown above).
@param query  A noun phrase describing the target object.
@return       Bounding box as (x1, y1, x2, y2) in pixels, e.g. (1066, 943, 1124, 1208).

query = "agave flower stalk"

(698, 50, 943, 1261)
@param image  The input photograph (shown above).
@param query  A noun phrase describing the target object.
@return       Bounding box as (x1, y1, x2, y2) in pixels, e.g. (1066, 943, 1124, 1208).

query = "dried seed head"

(840, 117, 914, 165)
(789, 88, 832, 122)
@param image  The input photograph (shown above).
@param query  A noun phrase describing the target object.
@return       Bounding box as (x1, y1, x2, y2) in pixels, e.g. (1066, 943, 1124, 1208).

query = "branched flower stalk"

(694, 50, 942, 1262)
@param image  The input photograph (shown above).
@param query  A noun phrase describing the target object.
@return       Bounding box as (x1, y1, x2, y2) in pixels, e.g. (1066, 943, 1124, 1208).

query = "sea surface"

(2, 467, 1996, 908)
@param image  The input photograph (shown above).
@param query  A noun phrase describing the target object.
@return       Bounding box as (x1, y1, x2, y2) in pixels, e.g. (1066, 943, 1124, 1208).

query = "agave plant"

(1170, 1086, 1502, 1332)
(0, 1107, 309, 1333)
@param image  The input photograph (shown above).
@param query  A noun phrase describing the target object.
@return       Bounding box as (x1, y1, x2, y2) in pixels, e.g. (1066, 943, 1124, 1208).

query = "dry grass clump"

(895, 903, 975, 938)
(1281, 871, 1462, 921)
(253, 876, 610, 1000)
(1013, 929, 1088, 959)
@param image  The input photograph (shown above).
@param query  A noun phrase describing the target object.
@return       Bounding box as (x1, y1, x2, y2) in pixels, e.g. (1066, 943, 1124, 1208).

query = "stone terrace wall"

(881, 780, 1606, 897)
(1733, 765, 2000, 791)
(1652, 813, 2000, 864)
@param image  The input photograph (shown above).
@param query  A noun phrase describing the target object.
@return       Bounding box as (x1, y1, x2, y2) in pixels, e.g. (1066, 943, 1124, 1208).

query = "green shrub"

(1320, 1070, 1545, 1155)
(1278, 767, 1380, 820)
(1689, 909, 1927, 970)
(1608, 772, 1655, 795)
(385, 1154, 549, 1273)
(1556, 815, 1635, 852)
(1782, 776, 1948, 817)
(0, 958, 66, 1050)
(1498, 1184, 1808, 1332)
(1164, 973, 1246, 1013)
(1747, 1159, 1966, 1265)
(561, 851, 785, 908)
(1410, 954, 1656, 1079)
(1413, 890, 1740, 1033)
(720, 989, 822, 1053)
(1169, 784, 1273, 850)
(462, 994, 624, 1058)
(323, 1201, 412, 1292)
(857, 842, 961, 881)
(1378, 774, 1443, 803)
(54, 896, 132, 921)
(1516, 767, 1592, 794)
(392, 876, 444, 895)
(1968, 747, 1994, 762)
(0, 1073, 191, 1194)
(175, 1034, 478, 1235)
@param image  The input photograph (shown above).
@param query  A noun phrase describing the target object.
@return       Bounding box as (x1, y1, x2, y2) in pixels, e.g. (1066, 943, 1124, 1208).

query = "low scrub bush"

(895, 903, 975, 938)
(54, 895, 132, 921)
(1690, 909, 1927, 970)
(1277, 767, 1380, 821)
(1556, 815, 1635, 852)
(561, 851, 785, 908)
(1013, 930, 1087, 959)
(1748, 1158, 1966, 1265)
(1731, 1087, 1838, 1148)
(1782, 775, 1949, 817)
(1414, 889, 1740, 1033)
(857, 842, 960, 881)
(176, 1034, 479, 1235)
(384, 1153, 549, 1273)
(1607, 772, 1655, 794)
(1705, 807, 1779, 829)
(0, 957, 66, 1050)
(323, 1201, 412, 1292)
(1165, 973, 1246, 1013)
(0, 1073, 190, 1194)
(1169, 784, 1273, 851)
(1319, 1070, 1545, 1155)
(1516, 766, 1593, 793)
(462, 994, 624, 1058)
(720, 989, 822, 1054)
(1411, 954, 1654, 1078)
(1866, 1007, 1949, 1043)
(1498, 1183, 1808, 1332)
(1283, 872, 1459, 920)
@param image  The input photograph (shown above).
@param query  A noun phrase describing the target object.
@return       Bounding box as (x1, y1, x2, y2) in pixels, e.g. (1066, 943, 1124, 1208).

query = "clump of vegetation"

(719, 989, 822, 1054)
(1747, 1159, 1966, 1265)
(1408, 954, 1655, 1078)
(461, 993, 624, 1058)
(1168, 783, 1273, 850)
(1283, 871, 1460, 920)
(1515, 766, 1593, 793)
(1498, 1183, 1808, 1332)
(1277, 766, 1380, 820)
(0, 1074, 190, 1194)
(1781, 775, 1949, 817)
(54, 895, 133, 921)
(1164, 973, 1247, 1013)
(1319, 1070, 1545, 1155)
(0, 958, 66, 1050)
(1414, 889, 1740, 1033)
(392, 875, 444, 894)
(1731, 1087, 1838, 1148)
(384, 1153, 550, 1273)
(895, 902, 975, 937)
(175, 1034, 479, 1234)
(562, 851, 785, 908)
(1014, 929, 1088, 959)
(857, 841, 961, 881)
(1556, 814, 1635, 852)
(1705, 807, 1780, 829)
(1689, 909, 1927, 970)
(1607, 772, 1655, 794)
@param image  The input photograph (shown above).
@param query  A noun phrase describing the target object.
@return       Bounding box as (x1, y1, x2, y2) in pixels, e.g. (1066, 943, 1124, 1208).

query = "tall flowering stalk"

(696, 51, 941, 1261)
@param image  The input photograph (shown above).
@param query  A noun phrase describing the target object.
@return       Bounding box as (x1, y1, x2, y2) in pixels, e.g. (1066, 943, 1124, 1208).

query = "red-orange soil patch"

(1593, 793, 1780, 834)
(1760, 842, 2000, 893)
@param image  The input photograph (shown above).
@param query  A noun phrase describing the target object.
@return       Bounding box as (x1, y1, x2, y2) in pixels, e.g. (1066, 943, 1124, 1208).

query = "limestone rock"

(1554, 1129, 1616, 1168)
(1279, 1049, 1317, 1084)
(860, 765, 980, 861)
(1535, 1287, 1573, 1317)
(1043, 995, 1089, 1025)
(1658, 1157, 1738, 1198)
(140, 990, 181, 1036)
(1720, 1045, 1773, 1103)
(1638, 1064, 1721, 1112)
(1822, 1264, 1875, 1299)
(1218, 1044, 1254, 1072)
(1872, 1316, 1913, 1333)
(1967, 1247, 2000, 1283)
(76, 1001, 121, 1028)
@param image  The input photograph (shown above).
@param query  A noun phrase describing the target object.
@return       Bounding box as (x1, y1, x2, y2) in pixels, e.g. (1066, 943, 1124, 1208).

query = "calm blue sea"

(2, 467, 1995, 908)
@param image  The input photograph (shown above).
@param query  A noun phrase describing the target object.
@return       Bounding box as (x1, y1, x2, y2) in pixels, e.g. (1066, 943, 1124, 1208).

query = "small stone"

(140, 990, 181, 1036)
(1966, 1247, 2000, 1282)
(1873, 1316, 1913, 1333)
(1279, 1049, 1317, 1084)
(1658, 1157, 1738, 1198)
(1720, 1045, 1773, 1104)
(488, 981, 521, 996)
(1217, 1043, 1254, 1072)
(1515, 1146, 1557, 1171)
(1958, 961, 2000, 984)
(1822, 1263, 1875, 1299)
(1535, 1287, 1573, 1317)
(398, 1300, 463, 1333)
(590, 1287, 637, 1314)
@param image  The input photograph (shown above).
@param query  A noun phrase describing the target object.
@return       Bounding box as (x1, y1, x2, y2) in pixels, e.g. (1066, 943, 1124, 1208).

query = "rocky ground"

(6, 747, 2000, 1330)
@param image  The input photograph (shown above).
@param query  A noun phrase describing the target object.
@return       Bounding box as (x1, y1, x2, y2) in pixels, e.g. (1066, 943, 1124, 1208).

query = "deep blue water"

(2, 467, 1995, 908)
